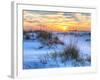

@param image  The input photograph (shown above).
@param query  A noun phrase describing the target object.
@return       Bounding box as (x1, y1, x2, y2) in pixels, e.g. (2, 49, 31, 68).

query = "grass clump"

(62, 43, 80, 60)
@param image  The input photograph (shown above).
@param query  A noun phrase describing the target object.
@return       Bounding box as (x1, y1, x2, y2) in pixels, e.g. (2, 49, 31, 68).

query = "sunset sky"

(23, 10, 91, 32)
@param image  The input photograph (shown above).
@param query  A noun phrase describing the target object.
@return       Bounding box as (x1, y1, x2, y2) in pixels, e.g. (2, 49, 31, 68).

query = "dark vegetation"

(37, 43, 91, 67)
(23, 30, 64, 48)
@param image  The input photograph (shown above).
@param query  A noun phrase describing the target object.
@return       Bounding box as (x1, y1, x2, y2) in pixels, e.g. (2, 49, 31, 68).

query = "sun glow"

(62, 26, 68, 31)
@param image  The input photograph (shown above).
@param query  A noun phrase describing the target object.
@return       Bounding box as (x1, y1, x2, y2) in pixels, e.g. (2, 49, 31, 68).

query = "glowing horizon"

(23, 10, 91, 32)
